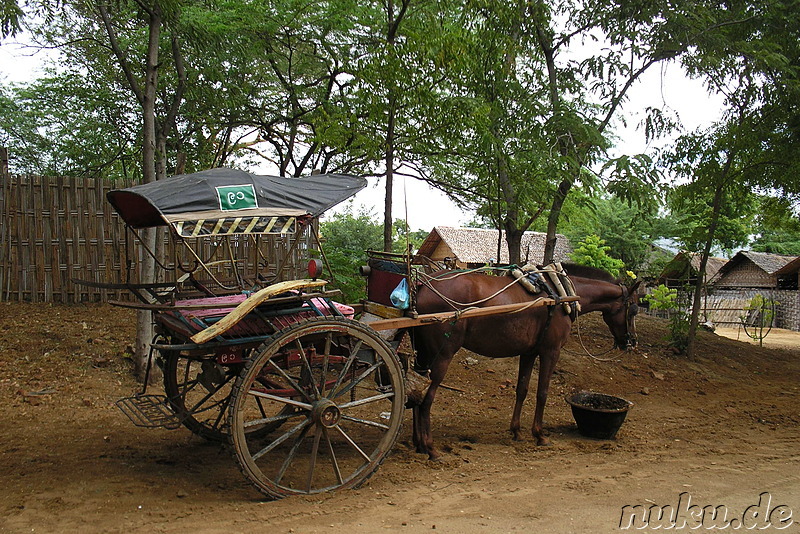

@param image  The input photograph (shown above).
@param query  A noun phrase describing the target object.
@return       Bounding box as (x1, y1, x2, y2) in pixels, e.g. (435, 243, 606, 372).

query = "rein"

(562, 315, 621, 362)
(563, 283, 634, 362)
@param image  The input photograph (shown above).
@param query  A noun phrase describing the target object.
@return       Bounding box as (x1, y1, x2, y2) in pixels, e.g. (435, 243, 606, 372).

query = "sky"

(336, 62, 725, 232)
(1, 37, 726, 233)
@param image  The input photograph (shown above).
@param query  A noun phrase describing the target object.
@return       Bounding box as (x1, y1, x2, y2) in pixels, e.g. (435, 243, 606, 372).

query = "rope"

(420, 273, 522, 309)
(419, 266, 570, 313)
(562, 315, 621, 362)
(422, 266, 503, 281)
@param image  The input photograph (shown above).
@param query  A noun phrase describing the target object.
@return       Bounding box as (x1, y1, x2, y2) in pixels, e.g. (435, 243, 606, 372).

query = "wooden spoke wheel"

(162, 346, 293, 442)
(162, 347, 244, 441)
(228, 317, 405, 499)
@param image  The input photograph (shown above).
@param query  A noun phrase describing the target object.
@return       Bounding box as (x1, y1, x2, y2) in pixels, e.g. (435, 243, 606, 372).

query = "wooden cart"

(84, 168, 569, 499)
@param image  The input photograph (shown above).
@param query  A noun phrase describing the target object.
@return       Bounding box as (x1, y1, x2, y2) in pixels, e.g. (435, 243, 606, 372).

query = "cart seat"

(155, 293, 354, 342)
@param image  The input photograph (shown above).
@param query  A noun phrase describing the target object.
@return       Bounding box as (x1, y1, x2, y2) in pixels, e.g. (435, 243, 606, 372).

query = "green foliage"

(318, 209, 428, 303)
(665, 154, 758, 255)
(643, 285, 678, 311)
(561, 194, 673, 275)
(392, 219, 429, 254)
(601, 154, 662, 213)
(4, 0, 800, 277)
(569, 234, 625, 277)
(0, 0, 22, 38)
(1, 73, 141, 177)
(750, 197, 800, 255)
(667, 298, 690, 353)
(643, 284, 689, 352)
(318, 207, 382, 303)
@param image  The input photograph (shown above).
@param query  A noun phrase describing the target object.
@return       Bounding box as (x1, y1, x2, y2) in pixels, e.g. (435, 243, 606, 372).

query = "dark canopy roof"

(107, 168, 367, 229)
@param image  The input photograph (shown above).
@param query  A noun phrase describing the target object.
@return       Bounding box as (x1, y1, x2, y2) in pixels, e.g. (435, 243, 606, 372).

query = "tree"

(569, 234, 625, 277)
(420, 0, 690, 266)
(319, 208, 382, 303)
(350, 0, 462, 252)
(0, 0, 22, 37)
(1, 73, 140, 176)
(750, 197, 800, 255)
(19, 0, 190, 378)
(561, 194, 669, 274)
(663, 0, 800, 358)
(97, 0, 187, 380)
(207, 0, 377, 176)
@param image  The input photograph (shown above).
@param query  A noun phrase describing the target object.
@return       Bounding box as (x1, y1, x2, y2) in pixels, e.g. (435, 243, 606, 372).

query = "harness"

(411, 263, 577, 375)
(508, 263, 580, 320)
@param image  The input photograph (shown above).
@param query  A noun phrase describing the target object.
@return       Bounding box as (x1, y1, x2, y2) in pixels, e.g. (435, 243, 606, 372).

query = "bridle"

(565, 283, 637, 361)
(619, 284, 638, 349)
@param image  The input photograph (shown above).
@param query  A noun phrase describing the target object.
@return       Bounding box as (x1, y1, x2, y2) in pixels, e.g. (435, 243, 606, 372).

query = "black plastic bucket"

(565, 391, 633, 439)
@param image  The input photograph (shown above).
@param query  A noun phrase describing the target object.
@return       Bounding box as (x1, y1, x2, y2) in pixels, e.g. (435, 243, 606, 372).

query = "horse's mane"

(561, 262, 619, 283)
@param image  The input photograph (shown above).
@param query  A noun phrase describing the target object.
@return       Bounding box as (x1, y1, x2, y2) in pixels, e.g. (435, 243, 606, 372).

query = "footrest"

(116, 394, 182, 429)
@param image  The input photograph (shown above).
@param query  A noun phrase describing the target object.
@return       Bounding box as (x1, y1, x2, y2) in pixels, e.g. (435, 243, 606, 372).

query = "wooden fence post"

(0, 147, 9, 300)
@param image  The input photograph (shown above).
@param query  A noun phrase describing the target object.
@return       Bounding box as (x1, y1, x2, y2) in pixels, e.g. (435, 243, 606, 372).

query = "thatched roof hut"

(710, 251, 797, 289)
(771, 254, 800, 290)
(416, 226, 571, 269)
(657, 251, 728, 288)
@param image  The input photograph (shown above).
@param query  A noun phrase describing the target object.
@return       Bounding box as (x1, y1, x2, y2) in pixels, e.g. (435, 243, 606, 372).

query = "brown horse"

(564, 263, 641, 350)
(410, 265, 640, 460)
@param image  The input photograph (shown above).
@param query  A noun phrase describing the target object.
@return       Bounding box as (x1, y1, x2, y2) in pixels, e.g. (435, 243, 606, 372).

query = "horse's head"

(601, 280, 641, 350)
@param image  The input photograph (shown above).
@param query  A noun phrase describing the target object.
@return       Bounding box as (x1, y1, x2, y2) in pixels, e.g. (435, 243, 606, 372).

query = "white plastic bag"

(390, 278, 410, 310)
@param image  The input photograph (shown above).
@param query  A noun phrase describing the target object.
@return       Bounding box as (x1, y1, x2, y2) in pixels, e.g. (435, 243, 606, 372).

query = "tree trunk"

(686, 177, 727, 358)
(504, 224, 524, 266)
(133, 6, 163, 382)
(543, 176, 573, 263)
(383, 0, 403, 253)
(384, 108, 395, 253)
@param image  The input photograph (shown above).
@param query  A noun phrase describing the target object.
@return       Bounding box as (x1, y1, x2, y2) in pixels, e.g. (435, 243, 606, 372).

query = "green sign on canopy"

(216, 184, 258, 211)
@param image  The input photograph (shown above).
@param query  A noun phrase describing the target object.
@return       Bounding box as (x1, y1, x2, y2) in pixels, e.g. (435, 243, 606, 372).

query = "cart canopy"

(107, 168, 367, 236)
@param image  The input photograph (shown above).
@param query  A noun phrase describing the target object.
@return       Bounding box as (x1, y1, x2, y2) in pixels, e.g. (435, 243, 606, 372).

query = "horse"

(410, 265, 640, 460)
(563, 263, 641, 350)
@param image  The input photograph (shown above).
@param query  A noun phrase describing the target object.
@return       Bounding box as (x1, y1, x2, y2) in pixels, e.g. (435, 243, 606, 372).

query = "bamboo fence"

(0, 171, 313, 303)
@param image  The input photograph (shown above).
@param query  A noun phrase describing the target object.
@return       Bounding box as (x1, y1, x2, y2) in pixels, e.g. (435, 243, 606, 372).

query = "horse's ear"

(629, 280, 642, 293)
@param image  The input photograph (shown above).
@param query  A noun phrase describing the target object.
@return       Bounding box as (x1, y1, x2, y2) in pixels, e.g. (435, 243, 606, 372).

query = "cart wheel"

(229, 317, 405, 499)
(163, 348, 292, 441)
(162, 348, 242, 441)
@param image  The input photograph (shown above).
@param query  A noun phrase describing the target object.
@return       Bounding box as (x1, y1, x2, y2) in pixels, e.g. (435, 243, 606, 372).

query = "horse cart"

(85, 168, 578, 499)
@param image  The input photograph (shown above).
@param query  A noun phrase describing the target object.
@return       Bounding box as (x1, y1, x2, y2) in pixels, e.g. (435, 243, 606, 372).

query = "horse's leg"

(510, 353, 537, 441)
(414, 355, 452, 460)
(411, 322, 462, 460)
(531, 346, 562, 446)
(412, 405, 421, 450)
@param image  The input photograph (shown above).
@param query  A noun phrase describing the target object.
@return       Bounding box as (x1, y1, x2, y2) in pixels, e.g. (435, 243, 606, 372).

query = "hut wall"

(713, 260, 776, 288)
(704, 288, 799, 331)
(778, 290, 800, 331)
(429, 242, 456, 262)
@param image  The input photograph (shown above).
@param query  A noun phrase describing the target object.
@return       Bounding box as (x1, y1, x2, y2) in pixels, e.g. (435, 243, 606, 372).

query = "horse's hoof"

(424, 447, 442, 461)
(536, 438, 552, 446)
(511, 431, 523, 441)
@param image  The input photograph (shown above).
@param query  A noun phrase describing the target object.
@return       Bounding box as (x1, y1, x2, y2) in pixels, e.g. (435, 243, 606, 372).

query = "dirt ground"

(1, 301, 798, 533)
(714, 325, 800, 351)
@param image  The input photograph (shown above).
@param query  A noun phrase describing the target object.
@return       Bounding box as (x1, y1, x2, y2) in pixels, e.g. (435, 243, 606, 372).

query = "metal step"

(115, 394, 182, 429)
